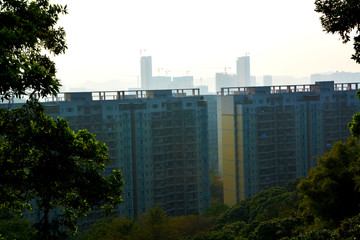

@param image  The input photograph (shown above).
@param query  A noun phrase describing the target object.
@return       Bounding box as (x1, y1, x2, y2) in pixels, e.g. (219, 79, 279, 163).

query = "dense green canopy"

(315, 0, 360, 63)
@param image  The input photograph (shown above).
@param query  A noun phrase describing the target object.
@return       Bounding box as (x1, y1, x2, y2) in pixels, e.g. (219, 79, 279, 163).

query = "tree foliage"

(185, 182, 302, 240)
(79, 169, 360, 240)
(251, 217, 303, 240)
(80, 206, 214, 240)
(0, 102, 124, 238)
(209, 171, 224, 205)
(137, 205, 177, 240)
(297, 138, 360, 224)
(169, 214, 213, 238)
(0, 216, 36, 240)
(202, 204, 229, 219)
(0, 0, 67, 100)
(336, 213, 360, 240)
(315, 0, 360, 63)
(78, 217, 140, 240)
(348, 91, 360, 137)
(218, 180, 300, 225)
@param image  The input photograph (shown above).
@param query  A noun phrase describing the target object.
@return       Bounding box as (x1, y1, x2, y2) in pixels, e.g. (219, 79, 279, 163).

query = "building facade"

(220, 81, 360, 206)
(140, 56, 153, 89)
(5, 89, 210, 229)
(236, 56, 250, 87)
(203, 95, 218, 173)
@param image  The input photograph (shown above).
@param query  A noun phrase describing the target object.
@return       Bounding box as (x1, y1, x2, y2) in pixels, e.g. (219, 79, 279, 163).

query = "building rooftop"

(220, 81, 360, 96)
(42, 88, 202, 103)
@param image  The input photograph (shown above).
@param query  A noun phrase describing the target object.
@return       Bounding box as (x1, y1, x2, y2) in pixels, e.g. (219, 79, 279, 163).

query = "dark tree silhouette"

(0, 0, 67, 100)
(0, 102, 124, 238)
(0, 1, 124, 238)
(315, 0, 360, 63)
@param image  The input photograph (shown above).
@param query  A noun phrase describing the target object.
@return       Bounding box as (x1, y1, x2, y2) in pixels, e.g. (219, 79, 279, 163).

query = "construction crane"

(140, 49, 146, 56)
(224, 66, 231, 74)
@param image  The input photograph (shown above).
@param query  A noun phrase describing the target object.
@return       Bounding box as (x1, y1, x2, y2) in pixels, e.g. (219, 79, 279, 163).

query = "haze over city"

(4, 0, 360, 238)
(53, 0, 360, 92)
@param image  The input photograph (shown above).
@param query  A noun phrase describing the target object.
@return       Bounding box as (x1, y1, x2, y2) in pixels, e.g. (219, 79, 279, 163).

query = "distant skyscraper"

(141, 56, 152, 89)
(215, 73, 236, 93)
(236, 56, 250, 87)
(263, 75, 272, 86)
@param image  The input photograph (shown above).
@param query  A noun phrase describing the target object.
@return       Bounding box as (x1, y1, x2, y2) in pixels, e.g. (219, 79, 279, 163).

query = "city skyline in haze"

(52, 0, 359, 92)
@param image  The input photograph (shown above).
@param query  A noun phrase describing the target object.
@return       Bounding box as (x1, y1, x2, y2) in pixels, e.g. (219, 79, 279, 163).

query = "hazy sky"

(52, 0, 360, 91)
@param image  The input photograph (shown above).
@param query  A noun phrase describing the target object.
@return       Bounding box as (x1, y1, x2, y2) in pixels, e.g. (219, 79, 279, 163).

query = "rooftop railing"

(40, 88, 201, 102)
(220, 82, 360, 96)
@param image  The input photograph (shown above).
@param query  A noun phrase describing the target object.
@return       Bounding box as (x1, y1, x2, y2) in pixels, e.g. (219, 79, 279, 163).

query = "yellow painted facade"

(222, 112, 245, 206)
(220, 82, 360, 206)
(236, 114, 245, 202)
(222, 115, 235, 130)
(223, 182, 237, 205)
(222, 130, 235, 145)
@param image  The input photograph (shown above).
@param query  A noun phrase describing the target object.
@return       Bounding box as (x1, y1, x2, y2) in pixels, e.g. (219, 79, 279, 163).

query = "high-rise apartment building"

(220, 81, 360, 206)
(236, 56, 250, 87)
(140, 56, 153, 89)
(5, 89, 210, 229)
